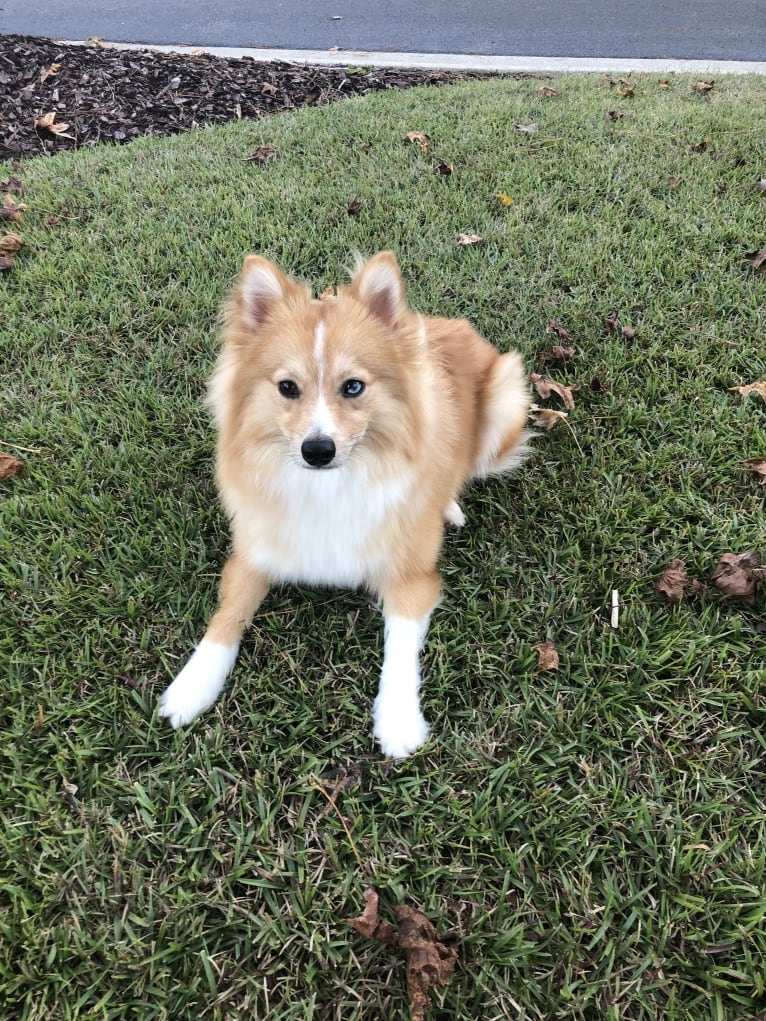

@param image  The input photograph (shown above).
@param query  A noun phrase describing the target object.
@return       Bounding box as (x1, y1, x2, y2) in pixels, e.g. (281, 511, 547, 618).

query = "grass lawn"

(1, 72, 765, 1020)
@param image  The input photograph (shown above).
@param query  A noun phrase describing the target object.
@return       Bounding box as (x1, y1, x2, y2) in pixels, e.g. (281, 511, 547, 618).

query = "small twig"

(310, 775, 363, 869)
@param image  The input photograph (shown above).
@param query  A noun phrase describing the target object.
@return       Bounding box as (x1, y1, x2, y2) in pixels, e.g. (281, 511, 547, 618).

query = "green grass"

(2, 72, 766, 1020)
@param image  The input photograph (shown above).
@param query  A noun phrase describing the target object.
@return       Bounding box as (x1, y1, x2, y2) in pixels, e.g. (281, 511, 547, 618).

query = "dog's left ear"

(351, 252, 406, 329)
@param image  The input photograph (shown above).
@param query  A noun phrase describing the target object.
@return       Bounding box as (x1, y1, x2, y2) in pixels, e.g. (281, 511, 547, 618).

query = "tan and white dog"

(158, 252, 530, 757)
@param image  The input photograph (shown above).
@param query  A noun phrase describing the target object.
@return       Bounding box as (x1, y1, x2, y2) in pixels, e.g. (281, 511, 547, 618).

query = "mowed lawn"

(1, 73, 765, 1020)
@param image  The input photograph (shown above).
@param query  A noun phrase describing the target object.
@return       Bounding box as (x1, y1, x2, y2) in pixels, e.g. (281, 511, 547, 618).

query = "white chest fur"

(246, 465, 412, 588)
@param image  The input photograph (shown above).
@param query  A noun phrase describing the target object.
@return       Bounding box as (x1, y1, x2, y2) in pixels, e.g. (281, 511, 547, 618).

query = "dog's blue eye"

(278, 380, 300, 399)
(342, 379, 365, 398)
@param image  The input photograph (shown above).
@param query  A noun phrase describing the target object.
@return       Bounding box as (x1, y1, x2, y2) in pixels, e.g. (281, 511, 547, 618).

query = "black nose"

(301, 436, 336, 467)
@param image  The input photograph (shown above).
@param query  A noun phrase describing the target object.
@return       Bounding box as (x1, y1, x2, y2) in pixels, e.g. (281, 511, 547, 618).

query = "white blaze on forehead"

(310, 315, 336, 434)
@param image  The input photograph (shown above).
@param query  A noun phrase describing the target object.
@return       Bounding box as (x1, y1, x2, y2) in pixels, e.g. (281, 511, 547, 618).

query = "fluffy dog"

(158, 252, 530, 757)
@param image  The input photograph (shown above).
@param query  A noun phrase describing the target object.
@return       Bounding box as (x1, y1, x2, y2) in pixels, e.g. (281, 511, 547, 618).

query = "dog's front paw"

(372, 696, 430, 758)
(158, 641, 238, 729)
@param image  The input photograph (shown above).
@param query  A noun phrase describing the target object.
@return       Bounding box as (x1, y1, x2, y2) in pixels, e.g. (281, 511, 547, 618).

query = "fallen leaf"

(710, 552, 764, 605)
(33, 704, 45, 733)
(656, 558, 701, 605)
(621, 325, 636, 340)
(1, 195, 28, 222)
(729, 381, 766, 402)
(456, 233, 483, 246)
(530, 373, 578, 409)
(668, 175, 682, 188)
(403, 130, 429, 154)
(348, 888, 397, 944)
(691, 138, 713, 152)
(529, 404, 568, 430)
(691, 80, 715, 93)
(349, 889, 458, 1021)
(589, 374, 607, 393)
(260, 81, 278, 96)
(744, 457, 766, 484)
(534, 640, 559, 672)
(34, 111, 74, 139)
(243, 145, 278, 163)
(604, 314, 619, 333)
(433, 159, 453, 176)
(746, 248, 766, 270)
(0, 452, 25, 480)
(0, 232, 24, 270)
(540, 345, 576, 365)
(538, 85, 559, 97)
(607, 109, 625, 121)
(546, 320, 571, 341)
(658, 80, 671, 89)
(515, 122, 538, 133)
(1, 176, 23, 193)
(495, 193, 514, 206)
(40, 62, 61, 83)
(347, 196, 362, 216)
(617, 86, 634, 98)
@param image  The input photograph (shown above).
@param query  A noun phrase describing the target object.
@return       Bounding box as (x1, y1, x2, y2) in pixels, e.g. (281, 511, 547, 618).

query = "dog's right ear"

(238, 255, 294, 327)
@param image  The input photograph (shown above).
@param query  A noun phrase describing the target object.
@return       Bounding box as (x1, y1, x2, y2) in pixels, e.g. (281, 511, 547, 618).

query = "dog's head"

(211, 252, 427, 475)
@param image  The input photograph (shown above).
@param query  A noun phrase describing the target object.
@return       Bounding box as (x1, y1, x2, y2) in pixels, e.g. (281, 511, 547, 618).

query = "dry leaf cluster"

(657, 553, 764, 607)
(349, 889, 458, 1021)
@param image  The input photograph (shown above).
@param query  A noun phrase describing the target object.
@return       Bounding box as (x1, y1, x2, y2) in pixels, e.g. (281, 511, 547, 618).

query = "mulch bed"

(0, 34, 501, 160)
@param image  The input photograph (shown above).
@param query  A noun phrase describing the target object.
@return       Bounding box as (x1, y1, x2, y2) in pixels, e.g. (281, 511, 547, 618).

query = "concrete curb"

(60, 40, 766, 76)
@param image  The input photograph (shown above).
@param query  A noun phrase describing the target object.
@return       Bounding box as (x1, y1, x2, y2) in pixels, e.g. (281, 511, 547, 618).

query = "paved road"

(2, 0, 765, 62)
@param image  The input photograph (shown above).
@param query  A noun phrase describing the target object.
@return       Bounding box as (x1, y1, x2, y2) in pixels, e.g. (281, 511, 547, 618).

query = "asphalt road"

(1, 0, 765, 62)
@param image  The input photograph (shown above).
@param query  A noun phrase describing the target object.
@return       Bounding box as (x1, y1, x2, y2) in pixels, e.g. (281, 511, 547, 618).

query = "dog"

(158, 252, 531, 757)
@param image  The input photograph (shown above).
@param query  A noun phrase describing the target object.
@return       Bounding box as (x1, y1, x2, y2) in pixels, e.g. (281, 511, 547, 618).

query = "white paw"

(444, 499, 466, 527)
(158, 641, 238, 729)
(373, 697, 430, 758)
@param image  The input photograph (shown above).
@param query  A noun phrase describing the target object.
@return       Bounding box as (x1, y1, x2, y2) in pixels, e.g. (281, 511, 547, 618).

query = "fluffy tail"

(472, 351, 533, 480)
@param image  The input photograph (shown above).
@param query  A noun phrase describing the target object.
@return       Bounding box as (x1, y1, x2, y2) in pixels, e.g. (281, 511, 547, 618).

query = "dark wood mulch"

(0, 34, 501, 160)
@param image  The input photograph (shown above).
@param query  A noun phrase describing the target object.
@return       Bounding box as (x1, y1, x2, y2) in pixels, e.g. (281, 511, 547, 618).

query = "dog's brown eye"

(342, 379, 365, 398)
(278, 380, 300, 399)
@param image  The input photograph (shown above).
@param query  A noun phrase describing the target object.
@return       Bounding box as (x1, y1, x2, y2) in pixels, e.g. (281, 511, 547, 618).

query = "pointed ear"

(238, 255, 294, 327)
(351, 252, 407, 329)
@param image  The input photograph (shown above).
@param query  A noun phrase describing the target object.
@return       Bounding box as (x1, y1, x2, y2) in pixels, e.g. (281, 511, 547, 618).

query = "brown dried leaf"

(349, 889, 458, 1021)
(538, 85, 559, 97)
(396, 904, 458, 1021)
(347, 196, 362, 216)
(691, 80, 715, 93)
(403, 130, 429, 154)
(621, 325, 636, 340)
(34, 111, 74, 139)
(0, 232, 24, 254)
(656, 558, 701, 605)
(746, 248, 766, 270)
(243, 144, 278, 163)
(260, 81, 278, 96)
(668, 175, 682, 189)
(40, 62, 61, 83)
(540, 345, 576, 365)
(433, 158, 453, 176)
(608, 109, 625, 121)
(692, 138, 713, 152)
(710, 551, 763, 605)
(1, 176, 23, 193)
(529, 404, 568, 430)
(604, 314, 619, 333)
(456, 233, 483, 246)
(495, 193, 514, 206)
(744, 457, 766, 484)
(546, 320, 571, 341)
(658, 80, 671, 89)
(530, 373, 578, 409)
(729, 381, 766, 402)
(0, 452, 25, 480)
(348, 888, 398, 944)
(1, 195, 28, 222)
(534, 640, 559, 672)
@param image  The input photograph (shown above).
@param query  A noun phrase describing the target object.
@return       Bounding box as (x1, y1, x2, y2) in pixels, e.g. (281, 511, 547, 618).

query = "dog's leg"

(158, 554, 269, 728)
(373, 572, 441, 758)
(443, 499, 466, 527)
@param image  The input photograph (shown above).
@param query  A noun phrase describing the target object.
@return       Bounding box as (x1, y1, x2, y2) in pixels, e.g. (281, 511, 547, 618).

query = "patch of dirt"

(0, 34, 504, 159)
